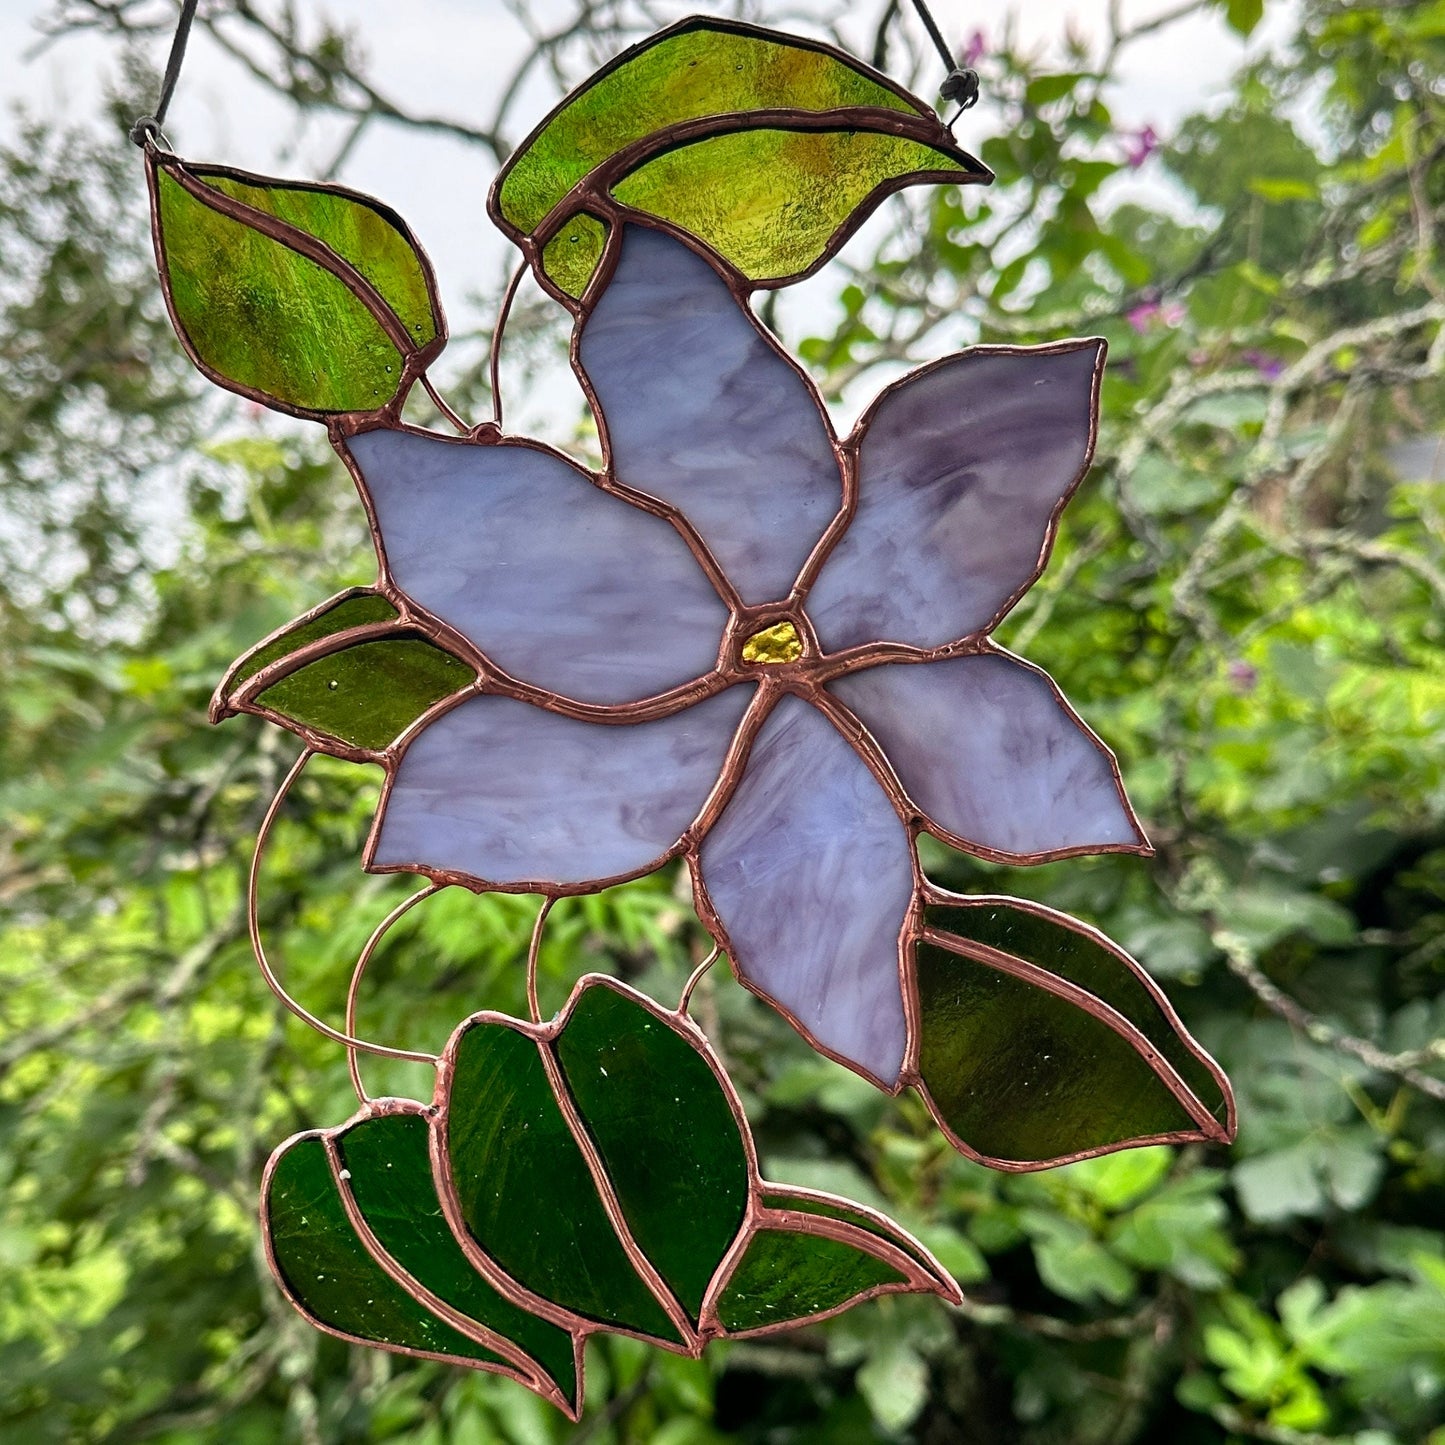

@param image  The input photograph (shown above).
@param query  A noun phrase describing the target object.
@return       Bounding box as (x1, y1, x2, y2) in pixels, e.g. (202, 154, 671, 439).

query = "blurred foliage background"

(2, 0, 1444, 1441)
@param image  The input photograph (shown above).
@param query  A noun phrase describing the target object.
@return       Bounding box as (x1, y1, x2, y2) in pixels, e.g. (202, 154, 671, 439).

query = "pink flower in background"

(1124, 125, 1159, 168)
(1243, 349, 1285, 379)
(962, 29, 987, 66)
(1227, 661, 1259, 694)
(1126, 299, 1185, 334)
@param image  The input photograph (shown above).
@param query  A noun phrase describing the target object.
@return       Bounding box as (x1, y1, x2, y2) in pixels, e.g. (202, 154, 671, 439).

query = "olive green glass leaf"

(146, 152, 445, 418)
(914, 892, 1236, 1169)
(488, 17, 990, 295)
(211, 588, 475, 758)
(262, 978, 958, 1417)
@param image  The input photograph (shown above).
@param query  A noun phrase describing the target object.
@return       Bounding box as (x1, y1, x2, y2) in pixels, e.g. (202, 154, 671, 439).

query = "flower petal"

(345, 427, 728, 706)
(371, 686, 754, 890)
(578, 225, 842, 605)
(805, 341, 1105, 651)
(697, 694, 913, 1088)
(826, 650, 1148, 861)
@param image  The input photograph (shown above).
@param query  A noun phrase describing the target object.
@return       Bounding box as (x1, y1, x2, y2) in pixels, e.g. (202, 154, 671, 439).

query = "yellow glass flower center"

(741, 620, 804, 665)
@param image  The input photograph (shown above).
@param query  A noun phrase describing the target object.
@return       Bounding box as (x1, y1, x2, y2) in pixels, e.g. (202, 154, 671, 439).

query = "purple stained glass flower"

(341, 223, 1148, 1089)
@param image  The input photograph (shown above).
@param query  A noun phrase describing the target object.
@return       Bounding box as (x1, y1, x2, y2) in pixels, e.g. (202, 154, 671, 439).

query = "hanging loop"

(941, 68, 981, 112)
(129, 0, 201, 148)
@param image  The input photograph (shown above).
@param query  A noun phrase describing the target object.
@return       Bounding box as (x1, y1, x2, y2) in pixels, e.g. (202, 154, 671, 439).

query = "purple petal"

(371, 686, 754, 890)
(345, 427, 728, 706)
(578, 225, 842, 605)
(805, 341, 1105, 652)
(826, 651, 1147, 861)
(698, 694, 913, 1087)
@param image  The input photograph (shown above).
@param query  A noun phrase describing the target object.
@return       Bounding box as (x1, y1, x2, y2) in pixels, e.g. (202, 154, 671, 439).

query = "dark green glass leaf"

(495, 20, 923, 235)
(555, 982, 748, 1322)
(611, 127, 978, 283)
(149, 156, 442, 416)
(220, 590, 399, 696)
(443, 1017, 685, 1343)
(337, 1110, 577, 1405)
(540, 213, 610, 299)
(760, 1188, 949, 1289)
(254, 634, 474, 752)
(714, 1227, 907, 1333)
(925, 897, 1230, 1126)
(197, 169, 441, 348)
(915, 929, 1209, 1167)
(264, 1133, 502, 1366)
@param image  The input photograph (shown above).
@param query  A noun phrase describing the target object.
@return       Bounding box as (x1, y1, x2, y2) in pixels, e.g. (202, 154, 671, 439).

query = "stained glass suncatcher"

(138, 14, 1235, 1418)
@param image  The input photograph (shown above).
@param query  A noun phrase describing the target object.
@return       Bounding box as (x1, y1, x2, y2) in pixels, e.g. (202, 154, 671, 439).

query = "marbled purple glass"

(344, 221, 1144, 1087)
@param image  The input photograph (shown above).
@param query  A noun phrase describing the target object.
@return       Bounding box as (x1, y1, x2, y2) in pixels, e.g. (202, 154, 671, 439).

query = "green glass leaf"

(148, 155, 444, 417)
(540, 213, 610, 299)
(915, 896, 1234, 1167)
(555, 981, 748, 1321)
(198, 169, 441, 348)
(495, 19, 924, 236)
(336, 1109, 578, 1408)
(489, 18, 989, 291)
(925, 896, 1231, 1127)
(264, 1133, 504, 1367)
(714, 1226, 908, 1333)
(760, 1187, 956, 1295)
(251, 633, 474, 753)
(610, 127, 980, 283)
(216, 589, 399, 700)
(441, 1014, 686, 1344)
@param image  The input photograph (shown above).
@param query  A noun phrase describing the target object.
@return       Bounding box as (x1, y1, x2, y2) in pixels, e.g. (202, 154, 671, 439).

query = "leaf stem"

(526, 896, 554, 1024)
(345, 882, 442, 1104)
(248, 748, 438, 1066)
(419, 372, 469, 434)
(678, 945, 721, 1016)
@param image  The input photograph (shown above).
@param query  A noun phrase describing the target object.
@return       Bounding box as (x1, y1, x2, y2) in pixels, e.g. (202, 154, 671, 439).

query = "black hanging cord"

(129, 0, 201, 147)
(905, 0, 980, 123)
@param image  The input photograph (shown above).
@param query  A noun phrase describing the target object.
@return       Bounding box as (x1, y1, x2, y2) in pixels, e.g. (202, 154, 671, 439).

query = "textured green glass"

(716, 1228, 905, 1332)
(540, 212, 609, 298)
(926, 900, 1226, 1122)
(266, 1135, 501, 1364)
(915, 940, 1198, 1164)
(444, 1019, 684, 1343)
(255, 635, 473, 751)
(556, 984, 747, 1322)
(761, 1189, 936, 1279)
(155, 168, 402, 412)
(337, 1111, 577, 1403)
(611, 128, 973, 281)
(231, 592, 399, 690)
(200, 171, 439, 346)
(498, 23, 917, 234)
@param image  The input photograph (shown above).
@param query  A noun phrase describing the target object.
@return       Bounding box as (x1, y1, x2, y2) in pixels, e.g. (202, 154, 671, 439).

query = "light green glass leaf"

(148, 154, 444, 417)
(495, 19, 926, 235)
(488, 18, 989, 292)
(611, 126, 979, 283)
(541, 212, 610, 298)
